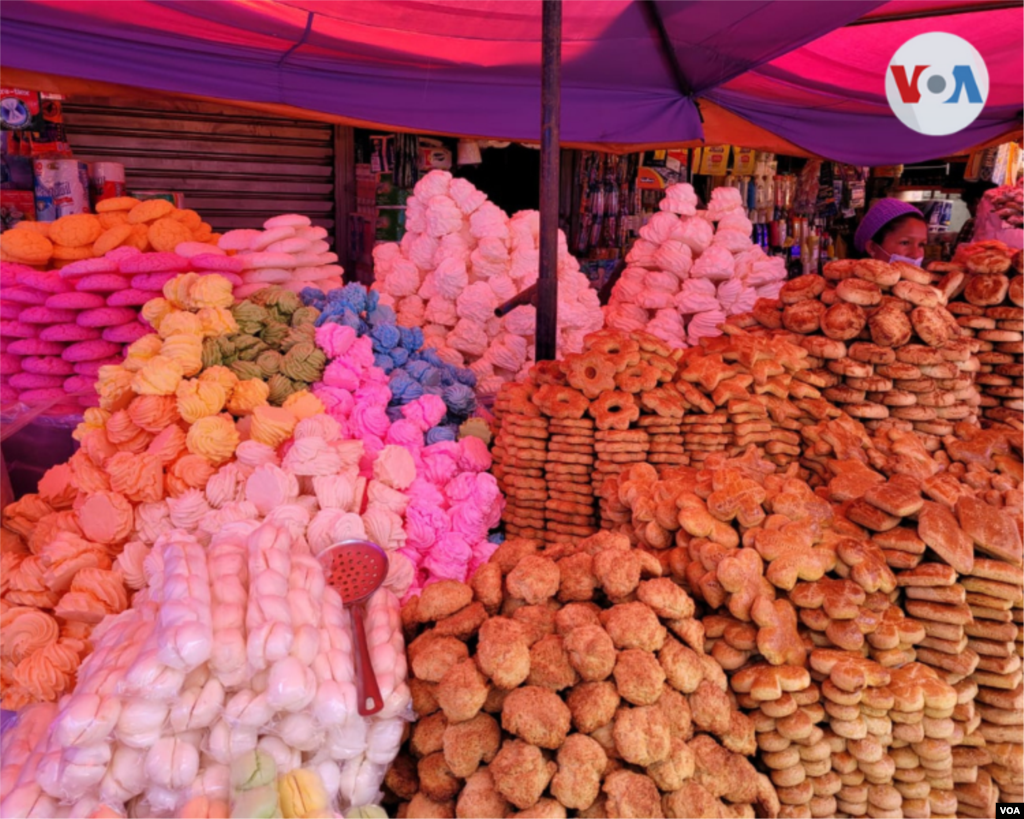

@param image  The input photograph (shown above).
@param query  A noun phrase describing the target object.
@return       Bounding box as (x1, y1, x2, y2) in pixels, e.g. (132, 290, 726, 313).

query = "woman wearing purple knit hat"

(853, 198, 927, 265)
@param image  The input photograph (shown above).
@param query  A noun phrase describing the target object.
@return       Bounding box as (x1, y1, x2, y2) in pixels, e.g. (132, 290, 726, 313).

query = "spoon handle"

(352, 604, 384, 716)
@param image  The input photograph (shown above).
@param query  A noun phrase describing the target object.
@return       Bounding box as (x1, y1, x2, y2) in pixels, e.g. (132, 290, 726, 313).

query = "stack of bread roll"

(747, 257, 982, 450)
(928, 241, 1024, 430)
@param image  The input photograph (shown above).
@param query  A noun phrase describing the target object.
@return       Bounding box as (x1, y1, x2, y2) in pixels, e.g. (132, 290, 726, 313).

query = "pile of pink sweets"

(0, 247, 241, 415)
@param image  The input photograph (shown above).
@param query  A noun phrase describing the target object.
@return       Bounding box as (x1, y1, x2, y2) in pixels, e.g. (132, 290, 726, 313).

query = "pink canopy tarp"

(1, 0, 1021, 163)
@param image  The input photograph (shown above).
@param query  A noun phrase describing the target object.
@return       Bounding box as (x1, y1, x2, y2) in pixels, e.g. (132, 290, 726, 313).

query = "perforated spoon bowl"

(318, 539, 388, 716)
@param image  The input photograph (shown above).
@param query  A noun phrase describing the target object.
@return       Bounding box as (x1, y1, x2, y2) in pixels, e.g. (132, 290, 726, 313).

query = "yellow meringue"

(186, 414, 240, 465)
(281, 390, 325, 421)
(249, 405, 298, 449)
(160, 334, 204, 377)
(131, 356, 185, 396)
(176, 379, 228, 424)
(226, 379, 271, 416)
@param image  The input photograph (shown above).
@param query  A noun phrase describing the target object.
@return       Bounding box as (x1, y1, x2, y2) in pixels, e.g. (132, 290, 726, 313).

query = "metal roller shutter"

(62, 97, 341, 244)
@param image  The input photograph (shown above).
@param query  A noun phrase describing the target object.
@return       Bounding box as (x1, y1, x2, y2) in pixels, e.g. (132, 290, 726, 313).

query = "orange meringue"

(176, 379, 228, 424)
(122, 334, 164, 373)
(141, 297, 173, 331)
(197, 306, 239, 337)
(166, 454, 217, 497)
(54, 568, 129, 624)
(68, 450, 112, 494)
(97, 365, 135, 412)
(0, 528, 27, 554)
(74, 491, 134, 545)
(161, 334, 204, 377)
(147, 425, 189, 466)
(226, 379, 270, 416)
(127, 394, 181, 433)
(37, 463, 78, 510)
(104, 410, 154, 453)
(105, 452, 165, 504)
(73, 407, 111, 443)
(186, 273, 234, 309)
(13, 640, 79, 701)
(80, 427, 119, 467)
(5, 556, 61, 608)
(0, 553, 25, 596)
(157, 310, 202, 339)
(198, 365, 239, 393)
(2, 495, 53, 539)
(27, 510, 82, 556)
(282, 390, 326, 421)
(131, 355, 185, 396)
(40, 531, 111, 590)
(163, 272, 198, 309)
(250, 405, 298, 449)
(186, 414, 240, 465)
(0, 607, 59, 663)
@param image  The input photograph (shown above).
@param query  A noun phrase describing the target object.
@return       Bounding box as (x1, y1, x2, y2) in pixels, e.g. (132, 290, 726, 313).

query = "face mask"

(867, 242, 923, 267)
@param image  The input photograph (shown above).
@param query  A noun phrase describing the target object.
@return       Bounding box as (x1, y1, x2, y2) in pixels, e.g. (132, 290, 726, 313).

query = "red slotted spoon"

(318, 539, 389, 716)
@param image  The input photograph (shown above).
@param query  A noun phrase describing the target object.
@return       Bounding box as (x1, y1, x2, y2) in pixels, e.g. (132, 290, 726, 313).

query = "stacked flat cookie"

(746, 257, 982, 452)
(1, 251, 191, 413)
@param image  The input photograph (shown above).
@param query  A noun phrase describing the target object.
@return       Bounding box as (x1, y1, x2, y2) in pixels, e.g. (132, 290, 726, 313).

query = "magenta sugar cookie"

(0, 321, 39, 339)
(119, 252, 189, 275)
(7, 339, 66, 356)
(39, 325, 101, 343)
(131, 272, 177, 291)
(77, 306, 138, 328)
(9, 372, 65, 390)
(0, 353, 22, 375)
(0, 302, 21, 321)
(191, 253, 243, 273)
(15, 270, 71, 294)
(59, 257, 119, 279)
(19, 306, 80, 325)
(73, 357, 121, 377)
(63, 375, 94, 394)
(19, 387, 68, 407)
(21, 356, 75, 376)
(62, 339, 123, 362)
(75, 273, 130, 293)
(102, 322, 150, 344)
(45, 291, 106, 310)
(106, 288, 153, 307)
(3, 287, 48, 305)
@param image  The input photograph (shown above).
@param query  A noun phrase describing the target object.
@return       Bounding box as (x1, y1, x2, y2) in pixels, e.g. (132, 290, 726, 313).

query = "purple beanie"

(854, 199, 923, 253)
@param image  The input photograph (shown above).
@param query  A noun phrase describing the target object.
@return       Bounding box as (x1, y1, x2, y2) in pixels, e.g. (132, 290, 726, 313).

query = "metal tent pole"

(536, 0, 561, 362)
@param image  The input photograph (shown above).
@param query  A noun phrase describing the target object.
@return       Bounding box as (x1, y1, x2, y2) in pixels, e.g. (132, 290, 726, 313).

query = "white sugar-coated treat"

(115, 698, 169, 748)
(264, 213, 312, 230)
(258, 735, 302, 774)
(100, 745, 147, 804)
(169, 677, 224, 732)
(218, 229, 263, 251)
(53, 693, 121, 748)
(144, 736, 199, 790)
(177, 240, 225, 258)
(607, 182, 787, 347)
(1, 519, 408, 818)
(371, 170, 602, 393)
(277, 712, 322, 752)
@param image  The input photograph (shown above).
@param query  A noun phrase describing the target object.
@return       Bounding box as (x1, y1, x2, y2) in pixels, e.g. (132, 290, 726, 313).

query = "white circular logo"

(886, 32, 989, 136)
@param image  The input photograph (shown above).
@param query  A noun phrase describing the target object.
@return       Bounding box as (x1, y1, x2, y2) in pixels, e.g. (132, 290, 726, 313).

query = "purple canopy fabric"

(0, 0, 1020, 162)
